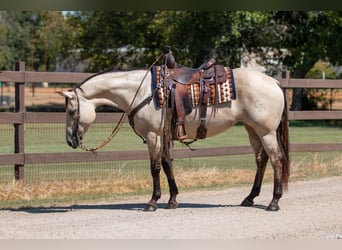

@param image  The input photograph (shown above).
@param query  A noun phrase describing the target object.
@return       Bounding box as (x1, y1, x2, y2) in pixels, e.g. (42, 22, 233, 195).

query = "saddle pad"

(151, 66, 236, 108)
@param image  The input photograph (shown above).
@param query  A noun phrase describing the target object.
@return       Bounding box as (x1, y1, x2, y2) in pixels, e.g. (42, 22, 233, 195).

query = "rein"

(76, 54, 163, 154)
(79, 112, 127, 154)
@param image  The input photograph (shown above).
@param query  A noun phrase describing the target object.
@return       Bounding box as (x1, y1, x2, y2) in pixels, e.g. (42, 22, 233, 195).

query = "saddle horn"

(163, 46, 177, 69)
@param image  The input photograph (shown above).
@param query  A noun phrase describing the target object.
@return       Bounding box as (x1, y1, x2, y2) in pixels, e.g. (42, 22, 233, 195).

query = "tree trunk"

(290, 88, 305, 110)
(290, 69, 307, 111)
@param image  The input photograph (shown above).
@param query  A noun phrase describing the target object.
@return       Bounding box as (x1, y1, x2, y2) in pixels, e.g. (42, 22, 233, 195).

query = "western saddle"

(161, 47, 228, 141)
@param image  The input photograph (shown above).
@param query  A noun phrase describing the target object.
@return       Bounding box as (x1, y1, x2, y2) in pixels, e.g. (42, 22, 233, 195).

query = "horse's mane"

(77, 67, 143, 88)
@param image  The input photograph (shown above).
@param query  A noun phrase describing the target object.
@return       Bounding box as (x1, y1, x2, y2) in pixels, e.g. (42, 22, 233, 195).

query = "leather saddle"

(168, 59, 227, 86)
(162, 48, 228, 141)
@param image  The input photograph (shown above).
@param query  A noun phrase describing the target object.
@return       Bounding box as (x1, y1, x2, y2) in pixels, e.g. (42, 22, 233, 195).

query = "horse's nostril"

(67, 140, 73, 147)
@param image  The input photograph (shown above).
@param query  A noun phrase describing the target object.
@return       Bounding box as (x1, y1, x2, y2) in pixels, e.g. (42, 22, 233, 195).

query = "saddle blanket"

(151, 65, 236, 108)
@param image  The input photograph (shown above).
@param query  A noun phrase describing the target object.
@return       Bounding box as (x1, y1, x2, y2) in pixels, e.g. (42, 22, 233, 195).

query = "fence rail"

(1, 62, 342, 180)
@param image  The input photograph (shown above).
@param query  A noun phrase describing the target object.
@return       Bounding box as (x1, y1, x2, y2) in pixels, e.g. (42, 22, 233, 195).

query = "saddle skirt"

(151, 65, 236, 109)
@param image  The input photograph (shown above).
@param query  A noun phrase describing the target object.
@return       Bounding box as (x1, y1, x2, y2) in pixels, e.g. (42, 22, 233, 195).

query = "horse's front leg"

(162, 141, 179, 209)
(144, 158, 161, 212)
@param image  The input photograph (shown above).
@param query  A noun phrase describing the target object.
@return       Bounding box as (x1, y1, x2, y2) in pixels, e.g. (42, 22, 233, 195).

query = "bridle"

(68, 87, 126, 153)
(70, 88, 85, 149)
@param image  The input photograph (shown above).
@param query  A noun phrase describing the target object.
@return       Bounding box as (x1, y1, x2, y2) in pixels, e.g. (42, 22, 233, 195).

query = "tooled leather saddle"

(152, 47, 235, 141)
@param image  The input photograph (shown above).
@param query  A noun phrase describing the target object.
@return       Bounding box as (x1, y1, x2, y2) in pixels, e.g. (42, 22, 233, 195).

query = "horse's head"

(58, 89, 96, 149)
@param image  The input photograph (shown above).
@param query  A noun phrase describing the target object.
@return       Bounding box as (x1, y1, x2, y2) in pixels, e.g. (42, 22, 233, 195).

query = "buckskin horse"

(58, 53, 289, 212)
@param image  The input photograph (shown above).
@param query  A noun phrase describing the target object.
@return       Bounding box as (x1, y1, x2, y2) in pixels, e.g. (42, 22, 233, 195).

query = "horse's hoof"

(241, 198, 254, 207)
(143, 203, 158, 212)
(165, 200, 179, 209)
(266, 202, 280, 211)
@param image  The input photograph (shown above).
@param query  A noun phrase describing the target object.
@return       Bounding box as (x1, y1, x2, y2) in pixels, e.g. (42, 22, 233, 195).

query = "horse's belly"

(184, 105, 238, 139)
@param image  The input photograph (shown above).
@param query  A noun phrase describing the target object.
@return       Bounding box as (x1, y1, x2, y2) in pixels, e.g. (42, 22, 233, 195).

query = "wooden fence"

(1, 61, 342, 180)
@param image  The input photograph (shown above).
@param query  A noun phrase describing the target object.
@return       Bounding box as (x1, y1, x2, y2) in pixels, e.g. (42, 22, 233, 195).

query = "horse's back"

(233, 68, 281, 90)
(232, 68, 284, 132)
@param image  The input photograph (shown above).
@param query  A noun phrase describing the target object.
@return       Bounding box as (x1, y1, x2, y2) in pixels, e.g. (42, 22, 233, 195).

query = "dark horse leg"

(144, 138, 179, 211)
(263, 95, 290, 211)
(161, 141, 179, 209)
(241, 124, 269, 208)
(261, 132, 285, 211)
(144, 158, 162, 211)
(242, 124, 287, 211)
(242, 93, 289, 211)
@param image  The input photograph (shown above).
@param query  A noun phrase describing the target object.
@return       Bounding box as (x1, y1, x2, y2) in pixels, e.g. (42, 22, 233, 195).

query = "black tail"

(277, 89, 290, 191)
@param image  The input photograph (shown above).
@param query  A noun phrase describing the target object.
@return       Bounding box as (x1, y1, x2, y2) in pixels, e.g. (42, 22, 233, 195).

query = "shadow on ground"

(4, 202, 267, 213)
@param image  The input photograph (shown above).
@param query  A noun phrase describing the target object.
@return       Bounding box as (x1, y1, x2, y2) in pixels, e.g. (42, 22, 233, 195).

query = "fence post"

(14, 61, 25, 181)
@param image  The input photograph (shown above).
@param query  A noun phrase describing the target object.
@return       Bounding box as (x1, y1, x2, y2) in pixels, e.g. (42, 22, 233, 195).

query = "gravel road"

(1, 176, 342, 239)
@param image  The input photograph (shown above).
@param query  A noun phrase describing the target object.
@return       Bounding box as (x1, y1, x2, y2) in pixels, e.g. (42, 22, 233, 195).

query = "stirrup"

(176, 124, 187, 141)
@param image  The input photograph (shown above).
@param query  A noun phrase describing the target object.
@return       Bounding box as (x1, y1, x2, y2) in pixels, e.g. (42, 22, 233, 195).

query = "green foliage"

(0, 11, 32, 70)
(1, 11, 341, 74)
(275, 11, 342, 77)
(0, 11, 341, 110)
(306, 60, 336, 79)
(304, 60, 338, 110)
(0, 11, 79, 71)
(36, 11, 78, 71)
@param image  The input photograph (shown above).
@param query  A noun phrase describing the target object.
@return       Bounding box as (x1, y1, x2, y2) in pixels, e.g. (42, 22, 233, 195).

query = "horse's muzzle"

(67, 139, 77, 149)
(67, 135, 81, 149)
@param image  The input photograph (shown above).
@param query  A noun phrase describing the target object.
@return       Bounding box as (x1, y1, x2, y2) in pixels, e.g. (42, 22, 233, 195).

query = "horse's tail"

(277, 89, 290, 191)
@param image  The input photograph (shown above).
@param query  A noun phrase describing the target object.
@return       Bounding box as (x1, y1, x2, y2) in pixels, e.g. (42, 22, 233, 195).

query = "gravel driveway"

(1, 176, 342, 239)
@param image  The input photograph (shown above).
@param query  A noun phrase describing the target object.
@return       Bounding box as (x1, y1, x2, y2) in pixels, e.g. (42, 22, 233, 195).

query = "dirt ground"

(0, 176, 342, 239)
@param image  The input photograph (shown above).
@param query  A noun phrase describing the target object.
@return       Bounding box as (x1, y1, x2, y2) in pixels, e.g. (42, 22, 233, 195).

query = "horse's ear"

(57, 91, 74, 99)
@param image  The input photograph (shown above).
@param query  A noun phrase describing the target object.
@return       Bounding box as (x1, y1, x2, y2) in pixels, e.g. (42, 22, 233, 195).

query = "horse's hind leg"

(241, 124, 269, 207)
(261, 131, 285, 211)
(162, 141, 179, 209)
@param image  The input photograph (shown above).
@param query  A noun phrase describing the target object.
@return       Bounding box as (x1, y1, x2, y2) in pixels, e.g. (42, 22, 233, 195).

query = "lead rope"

(81, 54, 164, 154)
(80, 112, 127, 154)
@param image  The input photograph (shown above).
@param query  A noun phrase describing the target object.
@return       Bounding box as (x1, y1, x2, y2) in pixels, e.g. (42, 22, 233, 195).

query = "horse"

(58, 65, 289, 212)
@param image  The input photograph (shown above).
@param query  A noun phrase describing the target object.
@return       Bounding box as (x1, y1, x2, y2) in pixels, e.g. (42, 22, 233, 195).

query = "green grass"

(289, 123, 342, 144)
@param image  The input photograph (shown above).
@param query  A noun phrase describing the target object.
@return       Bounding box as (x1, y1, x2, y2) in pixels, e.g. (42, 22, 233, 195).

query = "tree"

(36, 11, 76, 71)
(270, 11, 342, 110)
(71, 11, 274, 70)
(69, 11, 157, 72)
(0, 11, 33, 70)
(0, 13, 12, 69)
(0, 11, 78, 72)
